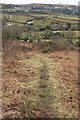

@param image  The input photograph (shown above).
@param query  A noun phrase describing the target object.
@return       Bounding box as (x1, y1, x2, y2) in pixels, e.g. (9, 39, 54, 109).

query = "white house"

(9, 15, 12, 19)
(27, 20, 34, 25)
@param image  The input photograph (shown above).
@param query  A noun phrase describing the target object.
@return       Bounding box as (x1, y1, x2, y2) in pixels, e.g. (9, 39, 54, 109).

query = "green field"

(3, 14, 33, 23)
(2, 9, 79, 44)
(57, 15, 80, 20)
(9, 15, 33, 22)
(3, 13, 79, 25)
(50, 16, 78, 24)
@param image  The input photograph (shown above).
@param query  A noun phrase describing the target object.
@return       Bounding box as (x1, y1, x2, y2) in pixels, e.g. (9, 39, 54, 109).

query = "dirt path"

(20, 52, 64, 118)
(36, 56, 63, 118)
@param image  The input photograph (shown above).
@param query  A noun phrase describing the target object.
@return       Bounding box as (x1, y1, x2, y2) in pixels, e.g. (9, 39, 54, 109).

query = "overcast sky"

(0, 0, 79, 5)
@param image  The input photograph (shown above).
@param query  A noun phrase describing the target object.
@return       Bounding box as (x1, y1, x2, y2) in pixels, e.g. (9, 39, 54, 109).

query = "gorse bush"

(16, 35, 21, 40)
(2, 25, 25, 40)
(42, 47, 53, 53)
(29, 39, 33, 42)
(24, 36, 29, 42)
(70, 47, 74, 50)
(43, 31, 54, 39)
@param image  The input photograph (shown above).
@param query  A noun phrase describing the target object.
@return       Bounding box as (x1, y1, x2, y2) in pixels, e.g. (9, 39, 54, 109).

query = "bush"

(29, 39, 33, 42)
(42, 47, 53, 53)
(16, 35, 21, 40)
(78, 49, 80, 52)
(43, 31, 54, 39)
(54, 32, 61, 36)
(24, 36, 29, 42)
(70, 47, 74, 50)
(2, 25, 25, 40)
(77, 40, 80, 47)
(37, 39, 40, 42)
(40, 27, 45, 31)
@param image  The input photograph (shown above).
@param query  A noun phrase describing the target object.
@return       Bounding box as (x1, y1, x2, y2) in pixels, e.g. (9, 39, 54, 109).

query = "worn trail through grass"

(21, 52, 64, 118)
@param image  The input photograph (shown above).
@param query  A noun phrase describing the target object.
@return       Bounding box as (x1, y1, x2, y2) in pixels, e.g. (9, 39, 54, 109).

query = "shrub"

(37, 39, 40, 42)
(42, 47, 53, 53)
(29, 39, 33, 42)
(16, 35, 21, 40)
(43, 31, 54, 39)
(77, 40, 80, 47)
(24, 36, 29, 42)
(40, 27, 45, 31)
(70, 47, 74, 50)
(46, 25, 51, 30)
(78, 49, 80, 52)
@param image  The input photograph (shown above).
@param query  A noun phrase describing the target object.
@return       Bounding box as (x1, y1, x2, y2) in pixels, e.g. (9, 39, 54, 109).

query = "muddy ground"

(2, 40, 78, 119)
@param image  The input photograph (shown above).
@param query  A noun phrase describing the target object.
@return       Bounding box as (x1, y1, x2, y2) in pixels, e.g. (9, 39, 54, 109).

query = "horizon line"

(0, 2, 78, 6)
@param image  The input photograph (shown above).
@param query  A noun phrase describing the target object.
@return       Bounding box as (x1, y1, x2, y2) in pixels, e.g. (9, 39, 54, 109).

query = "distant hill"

(2, 3, 78, 16)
